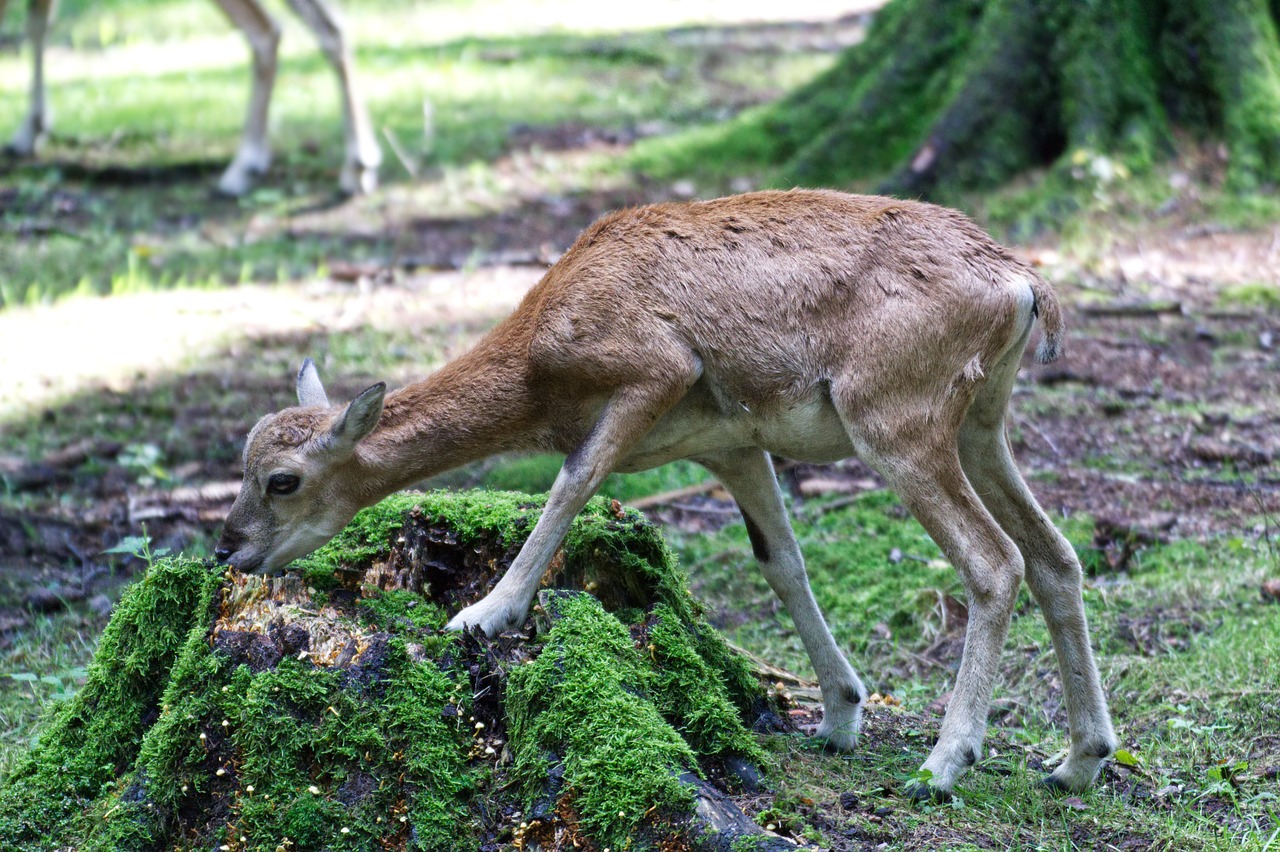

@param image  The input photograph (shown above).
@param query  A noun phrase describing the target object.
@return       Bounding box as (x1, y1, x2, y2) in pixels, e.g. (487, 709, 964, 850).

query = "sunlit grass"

(1, 0, 850, 308)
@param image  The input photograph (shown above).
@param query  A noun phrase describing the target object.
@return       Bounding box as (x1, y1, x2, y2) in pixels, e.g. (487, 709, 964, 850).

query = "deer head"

(215, 359, 385, 573)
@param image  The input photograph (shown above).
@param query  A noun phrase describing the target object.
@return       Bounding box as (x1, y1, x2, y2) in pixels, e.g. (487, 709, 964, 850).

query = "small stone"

(308, 785, 321, 795)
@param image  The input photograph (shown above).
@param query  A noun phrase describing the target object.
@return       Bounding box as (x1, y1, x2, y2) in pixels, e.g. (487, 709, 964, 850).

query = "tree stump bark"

(743, 0, 1280, 195)
(0, 491, 798, 851)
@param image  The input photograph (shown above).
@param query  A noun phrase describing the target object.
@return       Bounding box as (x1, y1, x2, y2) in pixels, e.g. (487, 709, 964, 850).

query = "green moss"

(358, 588, 451, 632)
(0, 556, 221, 850)
(505, 593, 698, 847)
(292, 495, 417, 589)
(218, 646, 473, 852)
(0, 490, 773, 850)
(1190, 0, 1280, 188)
(635, 0, 1280, 204)
(1053, 0, 1170, 164)
(644, 604, 768, 767)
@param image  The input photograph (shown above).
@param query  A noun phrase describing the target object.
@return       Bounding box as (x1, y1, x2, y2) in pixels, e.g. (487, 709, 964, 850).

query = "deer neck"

(350, 340, 538, 501)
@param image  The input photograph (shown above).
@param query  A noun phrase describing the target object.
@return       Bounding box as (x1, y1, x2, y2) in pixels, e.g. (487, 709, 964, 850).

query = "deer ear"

(328, 382, 386, 454)
(297, 359, 330, 408)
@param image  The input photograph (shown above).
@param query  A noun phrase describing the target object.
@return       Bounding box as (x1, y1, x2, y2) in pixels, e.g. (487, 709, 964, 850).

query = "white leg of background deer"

(217, 190, 1116, 799)
(5, 0, 55, 156)
(282, 0, 381, 195)
(4, 0, 380, 195)
(210, 0, 281, 196)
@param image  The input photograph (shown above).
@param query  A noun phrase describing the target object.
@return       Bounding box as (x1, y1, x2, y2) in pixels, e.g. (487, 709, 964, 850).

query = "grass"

(0, 0, 843, 305)
(3, 484, 1276, 848)
(2, 0, 1278, 846)
(675, 494, 1280, 848)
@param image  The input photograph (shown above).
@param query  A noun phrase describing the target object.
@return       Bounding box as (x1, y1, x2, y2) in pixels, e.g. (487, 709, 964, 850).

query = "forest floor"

(2, 0, 1280, 849)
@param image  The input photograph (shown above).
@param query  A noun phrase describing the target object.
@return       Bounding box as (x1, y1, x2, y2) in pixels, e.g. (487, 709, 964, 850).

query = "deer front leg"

(212, 0, 280, 196)
(446, 381, 691, 637)
(7, 0, 55, 156)
(285, 0, 382, 194)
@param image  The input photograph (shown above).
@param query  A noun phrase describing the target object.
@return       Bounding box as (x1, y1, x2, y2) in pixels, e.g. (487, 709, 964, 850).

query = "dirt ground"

(3, 204, 1277, 620)
(1, 201, 1278, 851)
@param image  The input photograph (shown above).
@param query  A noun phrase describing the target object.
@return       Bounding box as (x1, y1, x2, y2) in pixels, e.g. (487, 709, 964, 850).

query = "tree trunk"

(760, 0, 1280, 195)
(0, 492, 794, 852)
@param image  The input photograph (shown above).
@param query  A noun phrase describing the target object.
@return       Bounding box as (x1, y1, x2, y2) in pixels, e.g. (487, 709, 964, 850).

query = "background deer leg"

(446, 379, 693, 637)
(285, 0, 381, 194)
(7, 0, 55, 156)
(212, 0, 280, 196)
(698, 447, 868, 750)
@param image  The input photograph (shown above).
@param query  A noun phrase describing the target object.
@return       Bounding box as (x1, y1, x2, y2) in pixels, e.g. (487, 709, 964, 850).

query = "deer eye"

(267, 473, 300, 495)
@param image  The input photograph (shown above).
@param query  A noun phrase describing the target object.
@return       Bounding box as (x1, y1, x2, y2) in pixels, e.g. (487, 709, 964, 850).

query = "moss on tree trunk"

(0, 491, 790, 852)
(758, 0, 1280, 194)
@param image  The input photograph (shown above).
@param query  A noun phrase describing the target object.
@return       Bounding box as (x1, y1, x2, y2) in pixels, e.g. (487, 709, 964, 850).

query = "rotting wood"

(1080, 299, 1184, 318)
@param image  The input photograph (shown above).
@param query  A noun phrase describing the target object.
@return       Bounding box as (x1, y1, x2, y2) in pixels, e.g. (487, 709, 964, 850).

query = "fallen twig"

(1080, 299, 1184, 317)
(725, 640, 816, 688)
(1014, 416, 1061, 457)
(628, 479, 724, 510)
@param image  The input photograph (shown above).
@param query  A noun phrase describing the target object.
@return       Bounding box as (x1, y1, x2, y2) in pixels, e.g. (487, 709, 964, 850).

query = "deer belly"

(616, 388, 854, 471)
(748, 395, 854, 463)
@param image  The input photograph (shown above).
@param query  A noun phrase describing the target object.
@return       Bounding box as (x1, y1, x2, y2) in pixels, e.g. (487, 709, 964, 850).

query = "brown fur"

(219, 189, 1113, 797)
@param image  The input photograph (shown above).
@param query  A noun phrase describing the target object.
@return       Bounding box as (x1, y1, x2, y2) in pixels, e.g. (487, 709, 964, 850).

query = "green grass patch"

(0, 0, 838, 306)
(680, 491, 1279, 847)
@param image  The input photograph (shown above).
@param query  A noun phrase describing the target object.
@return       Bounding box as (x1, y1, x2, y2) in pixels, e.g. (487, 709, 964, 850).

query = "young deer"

(2, 0, 381, 195)
(217, 189, 1115, 798)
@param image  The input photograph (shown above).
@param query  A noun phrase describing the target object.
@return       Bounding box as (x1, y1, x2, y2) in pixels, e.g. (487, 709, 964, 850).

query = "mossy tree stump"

(750, 0, 1280, 194)
(0, 492, 796, 851)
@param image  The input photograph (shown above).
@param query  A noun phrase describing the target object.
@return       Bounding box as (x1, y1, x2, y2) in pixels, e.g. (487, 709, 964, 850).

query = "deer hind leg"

(958, 339, 1116, 792)
(8, 0, 55, 156)
(212, 0, 280, 196)
(837, 396, 1024, 797)
(445, 374, 698, 638)
(285, 0, 382, 194)
(698, 447, 867, 750)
